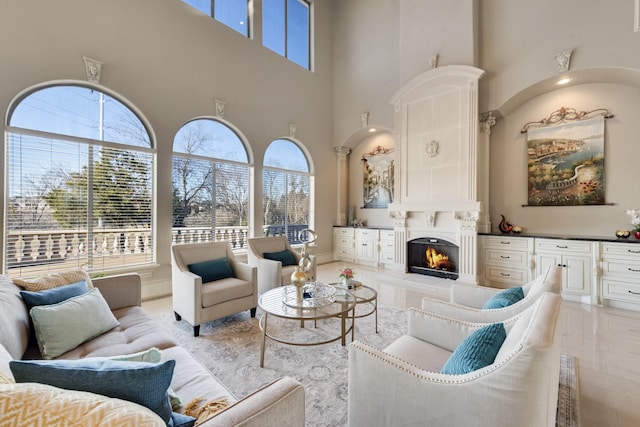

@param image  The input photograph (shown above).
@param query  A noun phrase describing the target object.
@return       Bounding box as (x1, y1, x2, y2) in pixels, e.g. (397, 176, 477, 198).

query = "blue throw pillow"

(482, 286, 525, 309)
(10, 358, 176, 424)
(263, 249, 298, 266)
(187, 257, 234, 283)
(20, 280, 88, 309)
(169, 412, 197, 427)
(440, 322, 507, 375)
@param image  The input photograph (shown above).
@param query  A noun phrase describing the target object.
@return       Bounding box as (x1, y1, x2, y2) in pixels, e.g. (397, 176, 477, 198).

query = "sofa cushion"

(202, 277, 253, 307)
(0, 382, 166, 426)
(441, 322, 507, 375)
(482, 286, 525, 309)
(264, 249, 298, 266)
(10, 358, 176, 423)
(0, 276, 31, 359)
(20, 279, 88, 309)
(30, 288, 120, 359)
(53, 306, 178, 359)
(13, 269, 93, 292)
(384, 335, 452, 372)
(188, 258, 234, 284)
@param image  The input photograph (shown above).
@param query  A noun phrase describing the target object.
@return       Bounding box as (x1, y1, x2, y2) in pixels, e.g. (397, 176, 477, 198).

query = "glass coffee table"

(258, 284, 356, 368)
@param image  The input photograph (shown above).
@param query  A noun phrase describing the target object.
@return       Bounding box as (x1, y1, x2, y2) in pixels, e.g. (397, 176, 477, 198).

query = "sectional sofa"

(0, 272, 304, 426)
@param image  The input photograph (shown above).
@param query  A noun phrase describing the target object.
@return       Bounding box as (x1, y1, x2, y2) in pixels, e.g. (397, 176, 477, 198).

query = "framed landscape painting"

(527, 115, 605, 206)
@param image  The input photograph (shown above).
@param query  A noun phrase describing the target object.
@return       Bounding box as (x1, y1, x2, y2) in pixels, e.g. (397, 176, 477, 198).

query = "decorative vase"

(634, 231, 640, 240)
(616, 229, 631, 239)
(291, 266, 308, 301)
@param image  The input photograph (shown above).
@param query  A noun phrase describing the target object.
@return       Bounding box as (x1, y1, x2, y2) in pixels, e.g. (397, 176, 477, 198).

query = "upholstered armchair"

(171, 241, 257, 337)
(348, 292, 562, 427)
(420, 265, 562, 323)
(247, 236, 317, 295)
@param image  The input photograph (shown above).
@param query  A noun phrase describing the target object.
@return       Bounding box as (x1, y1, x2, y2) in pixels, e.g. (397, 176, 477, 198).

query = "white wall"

(0, 0, 335, 296)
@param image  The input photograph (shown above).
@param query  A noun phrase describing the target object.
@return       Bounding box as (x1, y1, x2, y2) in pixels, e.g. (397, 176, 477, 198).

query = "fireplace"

(407, 238, 459, 280)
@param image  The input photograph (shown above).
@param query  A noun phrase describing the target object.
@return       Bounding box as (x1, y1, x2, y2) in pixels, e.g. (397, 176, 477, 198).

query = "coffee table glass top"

(259, 284, 356, 321)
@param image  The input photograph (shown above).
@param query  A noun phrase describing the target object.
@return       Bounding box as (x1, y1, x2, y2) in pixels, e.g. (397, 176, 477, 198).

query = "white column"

(335, 146, 351, 226)
(455, 211, 479, 284)
(478, 112, 496, 234)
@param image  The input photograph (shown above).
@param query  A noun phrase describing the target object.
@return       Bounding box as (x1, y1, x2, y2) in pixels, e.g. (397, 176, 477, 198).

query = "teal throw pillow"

(187, 257, 234, 283)
(20, 280, 88, 309)
(482, 286, 525, 309)
(10, 358, 176, 424)
(29, 288, 120, 359)
(440, 322, 507, 375)
(263, 249, 298, 266)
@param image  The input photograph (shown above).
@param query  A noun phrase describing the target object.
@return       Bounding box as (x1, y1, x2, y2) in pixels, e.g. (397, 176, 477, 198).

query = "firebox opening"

(407, 238, 459, 280)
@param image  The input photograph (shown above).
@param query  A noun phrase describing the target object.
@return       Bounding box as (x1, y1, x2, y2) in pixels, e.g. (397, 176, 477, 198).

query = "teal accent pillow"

(187, 257, 234, 283)
(20, 280, 88, 309)
(441, 323, 507, 375)
(263, 249, 297, 266)
(10, 358, 176, 423)
(482, 286, 525, 309)
(29, 288, 120, 359)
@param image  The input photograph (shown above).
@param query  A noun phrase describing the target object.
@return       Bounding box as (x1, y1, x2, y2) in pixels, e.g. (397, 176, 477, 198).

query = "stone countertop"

(479, 232, 640, 244)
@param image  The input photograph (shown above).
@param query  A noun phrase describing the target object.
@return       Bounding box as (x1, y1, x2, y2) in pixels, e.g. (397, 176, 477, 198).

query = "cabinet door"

(564, 255, 590, 295)
(536, 253, 561, 276)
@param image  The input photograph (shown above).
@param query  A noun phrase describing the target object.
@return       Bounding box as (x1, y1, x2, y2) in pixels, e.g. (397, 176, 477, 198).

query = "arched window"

(5, 84, 154, 277)
(263, 138, 312, 244)
(172, 118, 251, 247)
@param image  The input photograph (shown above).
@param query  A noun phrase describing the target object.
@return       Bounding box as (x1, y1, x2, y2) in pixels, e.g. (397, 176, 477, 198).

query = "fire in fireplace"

(407, 238, 459, 280)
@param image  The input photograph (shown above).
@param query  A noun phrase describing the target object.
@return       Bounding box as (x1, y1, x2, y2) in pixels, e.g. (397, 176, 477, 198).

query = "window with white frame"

(183, 0, 250, 37)
(5, 85, 154, 278)
(263, 0, 311, 69)
(172, 118, 251, 248)
(263, 138, 312, 244)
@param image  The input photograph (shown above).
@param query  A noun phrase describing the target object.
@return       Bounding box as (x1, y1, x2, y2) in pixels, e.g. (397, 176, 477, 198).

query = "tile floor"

(144, 261, 640, 427)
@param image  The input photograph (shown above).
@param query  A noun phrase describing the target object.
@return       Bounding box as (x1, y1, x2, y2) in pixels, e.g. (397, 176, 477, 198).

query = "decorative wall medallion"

(427, 53, 439, 69)
(425, 140, 439, 158)
(83, 56, 103, 83)
(425, 212, 436, 227)
(289, 123, 297, 138)
(215, 99, 226, 119)
(361, 112, 369, 127)
(555, 49, 573, 73)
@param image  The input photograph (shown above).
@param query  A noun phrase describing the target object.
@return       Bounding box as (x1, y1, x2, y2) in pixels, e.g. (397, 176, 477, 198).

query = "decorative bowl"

(615, 229, 631, 239)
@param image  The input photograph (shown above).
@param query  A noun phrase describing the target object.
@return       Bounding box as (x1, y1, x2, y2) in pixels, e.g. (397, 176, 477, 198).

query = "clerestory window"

(183, 0, 250, 37)
(5, 85, 155, 278)
(263, 0, 311, 69)
(263, 138, 313, 244)
(172, 118, 252, 248)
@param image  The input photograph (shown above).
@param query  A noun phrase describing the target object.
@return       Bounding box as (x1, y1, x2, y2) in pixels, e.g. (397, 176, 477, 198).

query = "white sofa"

(0, 273, 304, 426)
(348, 292, 562, 427)
(420, 265, 562, 322)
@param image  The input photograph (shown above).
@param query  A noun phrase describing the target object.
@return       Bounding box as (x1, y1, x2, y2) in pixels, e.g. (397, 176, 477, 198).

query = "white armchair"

(171, 241, 257, 337)
(247, 236, 317, 295)
(420, 265, 562, 323)
(348, 292, 563, 427)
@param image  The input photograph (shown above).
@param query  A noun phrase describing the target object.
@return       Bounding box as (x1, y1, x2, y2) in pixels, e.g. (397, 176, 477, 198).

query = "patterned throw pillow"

(482, 286, 525, 309)
(441, 322, 507, 375)
(13, 269, 93, 292)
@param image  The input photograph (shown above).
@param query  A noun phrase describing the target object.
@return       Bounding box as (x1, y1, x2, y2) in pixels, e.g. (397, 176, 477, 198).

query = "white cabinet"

(535, 238, 595, 303)
(355, 228, 379, 266)
(600, 242, 640, 307)
(479, 235, 533, 288)
(333, 227, 354, 263)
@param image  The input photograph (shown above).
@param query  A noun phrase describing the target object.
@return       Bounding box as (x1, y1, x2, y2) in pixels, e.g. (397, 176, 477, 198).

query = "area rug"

(153, 306, 579, 427)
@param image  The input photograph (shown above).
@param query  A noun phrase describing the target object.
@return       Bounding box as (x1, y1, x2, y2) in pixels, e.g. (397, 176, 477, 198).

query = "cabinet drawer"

(335, 248, 354, 257)
(335, 228, 354, 237)
(355, 228, 378, 239)
(602, 259, 640, 279)
(485, 266, 528, 285)
(482, 236, 531, 250)
(380, 240, 395, 252)
(484, 248, 528, 268)
(602, 278, 640, 304)
(601, 242, 640, 259)
(379, 252, 395, 263)
(379, 230, 395, 240)
(335, 237, 353, 249)
(535, 239, 592, 254)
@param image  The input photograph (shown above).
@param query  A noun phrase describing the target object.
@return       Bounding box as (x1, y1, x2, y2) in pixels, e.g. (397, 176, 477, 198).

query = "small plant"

(338, 267, 354, 280)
